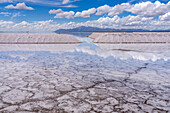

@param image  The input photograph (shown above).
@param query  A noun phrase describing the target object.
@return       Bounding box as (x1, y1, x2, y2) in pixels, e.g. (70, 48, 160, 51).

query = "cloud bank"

(49, 1, 170, 19)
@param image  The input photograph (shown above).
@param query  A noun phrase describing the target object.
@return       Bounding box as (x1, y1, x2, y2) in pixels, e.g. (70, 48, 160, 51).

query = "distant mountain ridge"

(54, 26, 170, 37)
(55, 26, 149, 33)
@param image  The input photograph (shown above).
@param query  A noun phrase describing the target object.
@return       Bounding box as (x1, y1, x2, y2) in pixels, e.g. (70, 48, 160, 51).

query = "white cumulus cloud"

(159, 12, 170, 21)
(128, 1, 170, 17)
(0, 20, 14, 30)
(55, 11, 75, 19)
(49, 9, 63, 14)
(5, 2, 34, 10)
(75, 8, 96, 18)
(62, 0, 70, 4)
(108, 3, 131, 16)
(49, 9, 75, 19)
(96, 5, 111, 15)
(95, 1, 170, 18)
(49, 1, 170, 19)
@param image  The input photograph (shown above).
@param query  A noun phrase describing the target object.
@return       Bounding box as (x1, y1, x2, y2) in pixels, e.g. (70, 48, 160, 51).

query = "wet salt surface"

(0, 40, 170, 112)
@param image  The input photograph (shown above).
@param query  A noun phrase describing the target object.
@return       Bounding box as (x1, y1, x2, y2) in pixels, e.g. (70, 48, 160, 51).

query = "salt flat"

(96, 43, 170, 52)
(0, 44, 78, 53)
(89, 32, 170, 43)
(0, 34, 81, 44)
(0, 42, 169, 112)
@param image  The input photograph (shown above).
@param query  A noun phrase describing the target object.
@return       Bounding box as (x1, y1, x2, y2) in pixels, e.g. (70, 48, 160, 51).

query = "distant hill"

(54, 26, 170, 37)
(55, 26, 149, 33)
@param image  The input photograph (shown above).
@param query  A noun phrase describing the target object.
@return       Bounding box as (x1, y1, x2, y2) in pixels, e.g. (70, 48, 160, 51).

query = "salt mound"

(0, 44, 78, 53)
(0, 34, 81, 44)
(89, 32, 170, 43)
(96, 43, 170, 52)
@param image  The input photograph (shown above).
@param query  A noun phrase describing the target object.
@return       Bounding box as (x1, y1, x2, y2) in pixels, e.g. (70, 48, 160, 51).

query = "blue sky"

(0, 0, 170, 32)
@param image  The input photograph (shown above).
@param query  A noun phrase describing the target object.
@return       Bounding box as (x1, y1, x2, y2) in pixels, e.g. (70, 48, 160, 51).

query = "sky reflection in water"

(0, 40, 170, 62)
(0, 41, 170, 78)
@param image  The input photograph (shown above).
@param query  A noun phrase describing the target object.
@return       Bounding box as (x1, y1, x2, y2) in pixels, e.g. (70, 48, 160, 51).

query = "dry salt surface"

(96, 43, 170, 52)
(89, 32, 170, 43)
(0, 38, 170, 112)
(0, 34, 81, 44)
(0, 44, 78, 53)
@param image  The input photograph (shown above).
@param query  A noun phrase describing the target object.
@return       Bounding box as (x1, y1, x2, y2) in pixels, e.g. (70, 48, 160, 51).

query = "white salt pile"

(0, 34, 81, 44)
(0, 44, 78, 53)
(89, 32, 170, 43)
(96, 43, 170, 52)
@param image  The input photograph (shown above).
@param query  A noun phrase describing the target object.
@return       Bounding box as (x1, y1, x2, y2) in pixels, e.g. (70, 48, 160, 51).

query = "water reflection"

(56, 32, 92, 37)
(0, 42, 170, 61)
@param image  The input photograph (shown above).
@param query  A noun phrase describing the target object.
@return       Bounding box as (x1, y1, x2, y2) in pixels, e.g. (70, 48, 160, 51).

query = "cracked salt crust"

(0, 43, 169, 112)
